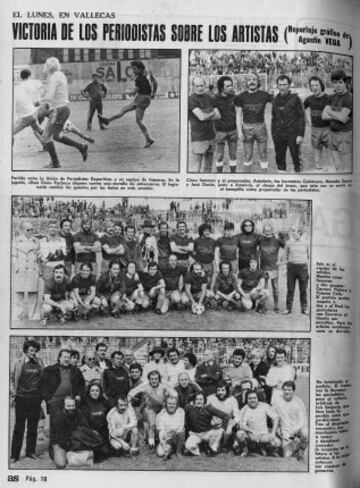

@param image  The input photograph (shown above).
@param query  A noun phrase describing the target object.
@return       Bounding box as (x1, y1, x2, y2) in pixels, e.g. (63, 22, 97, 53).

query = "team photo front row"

(10, 340, 308, 469)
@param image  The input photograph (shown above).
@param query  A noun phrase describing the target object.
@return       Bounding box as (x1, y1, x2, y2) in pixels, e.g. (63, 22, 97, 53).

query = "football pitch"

(8, 377, 309, 472)
(12, 99, 180, 172)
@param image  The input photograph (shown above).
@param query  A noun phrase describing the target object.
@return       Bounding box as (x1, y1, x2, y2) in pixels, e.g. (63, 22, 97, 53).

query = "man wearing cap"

(81, 73, 107, 131)
(41, 57, 88, 169)
(10, 339, 44, 463)
(143, 347, 168, 380)
(73, 218, 101, 276)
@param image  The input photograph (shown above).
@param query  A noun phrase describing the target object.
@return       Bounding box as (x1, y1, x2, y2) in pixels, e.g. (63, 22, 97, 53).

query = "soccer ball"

(192, 303, 205, 315)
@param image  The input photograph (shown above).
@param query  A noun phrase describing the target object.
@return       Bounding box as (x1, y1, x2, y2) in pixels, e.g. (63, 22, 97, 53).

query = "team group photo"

(12, 48, 180, 172)
(9, 335, 310, 472)
(11, 196, 311, 331)
(188, 49, 353, 174)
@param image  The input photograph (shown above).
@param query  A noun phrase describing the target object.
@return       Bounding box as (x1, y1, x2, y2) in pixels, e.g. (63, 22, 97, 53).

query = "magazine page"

(1, 0, 359, 487)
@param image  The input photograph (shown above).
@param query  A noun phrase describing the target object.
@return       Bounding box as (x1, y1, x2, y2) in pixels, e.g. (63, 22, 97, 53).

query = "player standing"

(99, 60, 157, 148)
(81, 73, 107, 131)
(235, 72, 273, 170)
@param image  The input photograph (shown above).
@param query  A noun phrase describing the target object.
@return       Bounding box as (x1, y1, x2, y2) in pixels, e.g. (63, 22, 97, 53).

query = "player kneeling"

(139, 262, 166, 313)
(238, 257, 270, 313)
(211, 261, 241, 311)
(41, 264, 77, 326)
(71, 263, 99, 320)
(107, 396, 139, 456)
(123, 261, 145, 313)
(235, 390, 281, 457)
(156, 396, 185, 460)
(95, 260, 127, 318)
(182, 262, 211, 315)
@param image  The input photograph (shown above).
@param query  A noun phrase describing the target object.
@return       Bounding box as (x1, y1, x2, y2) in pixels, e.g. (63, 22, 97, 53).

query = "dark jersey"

(82, 81, 107, 101)
(184, 271, 207, 294)
(139, 270, 163, 292)
(235, 90, 273, 124)
(213, 93, 236, 132)
(215, 235, 238, 262)
(71, 273, 96, 296)
(238, 268, 265, 292)
(237, 233, 259, 263)
(124, 273, 140, 297)
(258, 235, 284, 270)
(214, 272, 238, 294)
(60, 232, 75, 264)
(161, 265, 184, 291)
(73, 231, 99, 263)
(135, 74, 152, 96)
(169, 234, 193, 261)
(100, 234, 123, 261)
(193, 237, 216, 264)
(303, 94, 330, 128)
(328, 91, 352, 132)
(156, 235, 172, 264)
(95, 272, 125, 297)
(188, 93, 216, 142)
(44, 277, 72, 301)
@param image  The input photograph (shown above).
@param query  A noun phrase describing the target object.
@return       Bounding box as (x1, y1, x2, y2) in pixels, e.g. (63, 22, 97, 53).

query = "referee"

(81, 73, 107, 131)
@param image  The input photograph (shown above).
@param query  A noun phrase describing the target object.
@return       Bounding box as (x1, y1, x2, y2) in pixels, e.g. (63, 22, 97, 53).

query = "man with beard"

(160, 254, 185, 314)
(73, 218, 101, 276)
(273, 381, 308, 460)
(235, 72, 273, 170)
(169, 221, 194, 270)
(212, 261, 241, 310)
(59, 219, 75, 278)
(81, 73, 107, 131)
(103, 351, 130, 407)
(156, 222, 172, 272)
(322, 69, 352, 172)
(128, 370, 177, 451)
(10, 339, 44, 463)
(215, 221, 239, 274)
(107, 396, 139, 455)
(51, 397, 90, 468)
(41, 57, 88, 169)
(213, 76, 238, 173)
(258, 224, 286, 312)
(156, 396, 185, 459)
(238, 256, 269, 313)
(182, 262, 208, 314)
(95, 260, 127, 317)
(188, 76, 220, 172)
(304, 76, 330, 170)
(100, 220, 124, 273)
(271, 75, 305, 173)
(40, 264, 76, 325)
(184, 392, 231, 457)
(206, 380, 239, 448)
(175, 372, 202, 409)
(195, 350, 223, 398)
(235, 390, 280, 457)
(71, 263, 98, 320)
(193, 223, 216, 288)
(166, 348, 185, 387)
(283, 228, 309, 315)
(237, 219, 259, 272)
(120, 225, 142, 270)
(138, 261, 166, 313)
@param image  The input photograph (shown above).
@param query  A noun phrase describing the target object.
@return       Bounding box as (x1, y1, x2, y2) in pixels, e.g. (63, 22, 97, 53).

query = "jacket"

(271, 92, 305, 138)
(40, 363, 85, 403)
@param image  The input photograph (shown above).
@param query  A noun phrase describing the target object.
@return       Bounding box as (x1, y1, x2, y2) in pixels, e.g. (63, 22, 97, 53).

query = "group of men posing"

(14, 214, 310, 324)
(10, 340, 308, 468)
(189, 70, 352, 173)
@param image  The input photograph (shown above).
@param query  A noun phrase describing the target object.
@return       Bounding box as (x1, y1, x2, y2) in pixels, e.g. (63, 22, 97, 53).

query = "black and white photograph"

(11, 196, 311, 331)
(9, 335, 310, 472)
(188, 50, 353, 174)
(12, 48, 180, 172)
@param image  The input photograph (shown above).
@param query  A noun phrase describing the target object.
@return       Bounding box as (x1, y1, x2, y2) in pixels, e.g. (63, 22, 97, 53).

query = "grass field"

(188, 104, 352, 174)
(12, 264, 310, 331)
(13, 99, 179, 172)
(8, 377, 309, 472)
